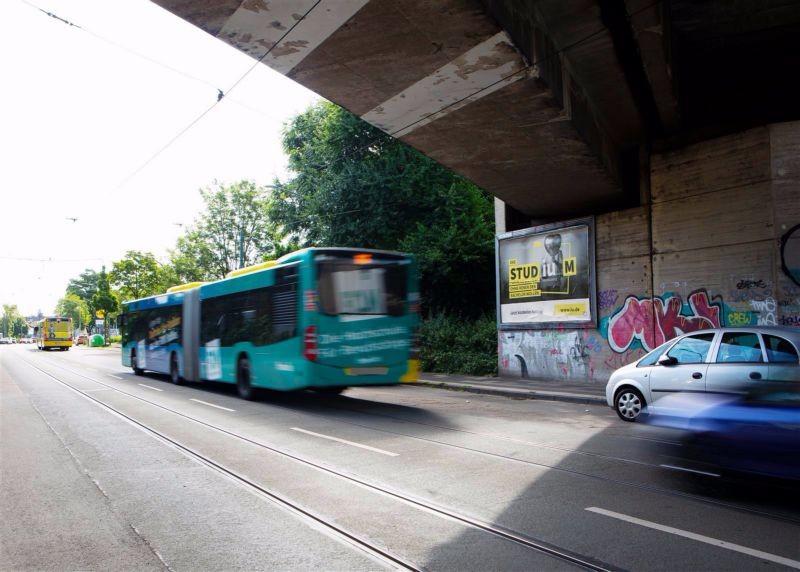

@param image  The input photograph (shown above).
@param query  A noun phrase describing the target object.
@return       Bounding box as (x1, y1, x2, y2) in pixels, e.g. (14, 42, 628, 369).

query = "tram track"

(32, 348, 800, 531)
(222, 387, 800, 527)
(34, 352, 800, 529)
(23, 355, 616, 572)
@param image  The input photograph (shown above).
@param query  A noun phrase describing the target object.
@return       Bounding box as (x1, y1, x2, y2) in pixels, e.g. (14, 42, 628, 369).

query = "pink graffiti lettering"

(607, 290, 721, 353)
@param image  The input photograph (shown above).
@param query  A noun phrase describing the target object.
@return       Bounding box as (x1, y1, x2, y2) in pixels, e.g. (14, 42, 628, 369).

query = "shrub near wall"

(419, 314, 498, 376)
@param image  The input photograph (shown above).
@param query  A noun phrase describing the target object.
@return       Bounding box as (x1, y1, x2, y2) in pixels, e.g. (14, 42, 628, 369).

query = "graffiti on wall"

(781, 224, 800, 287)
(500, 329, 605, 380)
(737, 278, 767, 290)
(499, 271, 800, 383)
(604, 289, 722, 353)
(749, 297, 777, 326)
(597, 289, 619, 311)
(778, 282, 800, 328)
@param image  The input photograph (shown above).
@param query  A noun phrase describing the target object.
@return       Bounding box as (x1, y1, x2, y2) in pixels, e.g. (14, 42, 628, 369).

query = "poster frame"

(495, 216, 597, 330)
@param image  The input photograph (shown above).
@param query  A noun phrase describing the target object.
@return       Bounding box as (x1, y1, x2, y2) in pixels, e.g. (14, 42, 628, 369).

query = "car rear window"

(764, 335, 799, 363)
(716, 332, 764, 363)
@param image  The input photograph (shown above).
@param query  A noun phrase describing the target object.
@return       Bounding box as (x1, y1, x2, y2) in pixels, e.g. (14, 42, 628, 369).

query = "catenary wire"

(17, 0, 294, 121)
(17, 0, 323, 194)
(21, 0, 659, 193)
(15, 0, 660, 244)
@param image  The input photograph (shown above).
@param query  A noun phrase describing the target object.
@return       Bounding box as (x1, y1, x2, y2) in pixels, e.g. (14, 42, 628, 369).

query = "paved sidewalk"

(411, 372, 607, 405)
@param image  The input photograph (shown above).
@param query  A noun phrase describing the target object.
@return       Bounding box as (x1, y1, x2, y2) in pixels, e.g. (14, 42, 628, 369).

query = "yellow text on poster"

(554, 302, 587, 316)
(508, 262, 541, 299)
(562, 257, 577, 276)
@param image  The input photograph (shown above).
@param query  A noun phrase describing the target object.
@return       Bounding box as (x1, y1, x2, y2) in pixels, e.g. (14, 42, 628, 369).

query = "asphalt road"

(2, 344, 799, 571)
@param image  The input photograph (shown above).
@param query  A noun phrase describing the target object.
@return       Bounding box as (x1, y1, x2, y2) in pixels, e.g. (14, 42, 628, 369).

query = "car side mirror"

(658, 355, 678, 366)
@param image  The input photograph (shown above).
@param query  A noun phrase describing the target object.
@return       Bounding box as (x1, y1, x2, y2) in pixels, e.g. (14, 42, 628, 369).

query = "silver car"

(606, 326, 800, 421)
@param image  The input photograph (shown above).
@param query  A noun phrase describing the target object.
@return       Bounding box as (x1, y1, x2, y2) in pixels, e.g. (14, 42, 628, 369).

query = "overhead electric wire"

(109, 0, 322, 192)
(20, 0, 289, 123)
(20, 0, 659, 230)
(19, 0, 217, 91)
(18, 0, 322, 194)
(0, 255, 105, 263)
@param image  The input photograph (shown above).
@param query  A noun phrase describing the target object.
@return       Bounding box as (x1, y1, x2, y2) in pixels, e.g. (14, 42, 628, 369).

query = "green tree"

(169, 180, 280, 281)
(272, 101, 496, 316)
(399, 181, 496, 316)
(91, 267, 119, 344)
(2, 304, 23, 337)
(11, 316, 29, 338)
(66, 269, 99, 320)
(169, 230, 218, 283)
(110, 250, 169, 301)
(55, 293, 91, 332)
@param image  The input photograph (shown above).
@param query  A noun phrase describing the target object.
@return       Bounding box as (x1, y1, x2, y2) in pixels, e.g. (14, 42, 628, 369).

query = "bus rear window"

(317, 257, 408, 317)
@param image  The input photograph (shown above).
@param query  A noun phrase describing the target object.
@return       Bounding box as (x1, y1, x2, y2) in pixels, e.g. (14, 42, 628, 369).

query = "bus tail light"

(303, 326, 318, 361)
(304, 290, 318, 312)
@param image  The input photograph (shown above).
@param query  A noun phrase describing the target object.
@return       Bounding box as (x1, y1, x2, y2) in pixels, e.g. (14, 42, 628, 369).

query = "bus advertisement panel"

(119, 248, 420, 399)
(35, 316, 73, 350)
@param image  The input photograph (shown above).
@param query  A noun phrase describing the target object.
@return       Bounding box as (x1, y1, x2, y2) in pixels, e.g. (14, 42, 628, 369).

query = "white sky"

(0, 0, 320, 316)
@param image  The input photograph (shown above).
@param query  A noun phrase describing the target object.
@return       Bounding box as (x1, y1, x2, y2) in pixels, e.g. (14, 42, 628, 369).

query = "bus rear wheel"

(170, 354, 183, 385)
(313, 387, 345, 395)
(131, 351, 144, 376)
(237, 357, 257, 400)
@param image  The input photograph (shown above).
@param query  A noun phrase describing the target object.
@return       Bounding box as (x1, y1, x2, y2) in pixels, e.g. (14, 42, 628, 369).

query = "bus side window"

(272, 284, 297, 343)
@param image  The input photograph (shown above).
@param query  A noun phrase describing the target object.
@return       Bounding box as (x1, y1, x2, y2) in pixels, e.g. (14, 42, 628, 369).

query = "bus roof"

(122, 291, 184, 310)
(277, 246, 409, 264)
(122, 247, 413, 306)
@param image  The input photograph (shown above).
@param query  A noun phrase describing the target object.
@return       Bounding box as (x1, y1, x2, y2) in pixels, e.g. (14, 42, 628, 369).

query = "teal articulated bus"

(120, 248, 420, 399)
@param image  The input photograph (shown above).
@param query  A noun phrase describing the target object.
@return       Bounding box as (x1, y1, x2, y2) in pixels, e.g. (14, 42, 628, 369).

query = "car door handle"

(692, 372, 703, 379)
(750, 372, 762, 380)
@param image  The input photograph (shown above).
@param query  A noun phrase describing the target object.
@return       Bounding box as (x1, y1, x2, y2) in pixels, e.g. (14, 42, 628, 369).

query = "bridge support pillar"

(498, 120, 800, 382)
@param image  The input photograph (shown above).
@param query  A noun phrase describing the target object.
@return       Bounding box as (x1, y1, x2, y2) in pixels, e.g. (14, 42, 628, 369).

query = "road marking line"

(291, 427, 399, 457)
(138, 384, 163, 392)
(83, 388, 111, 392)
(108, 374, 122, 380)
(190, 398, 235, 412)
(660, 464, 720, 477)
(586, 507, 800, 569)
(626, 435, 682, 446)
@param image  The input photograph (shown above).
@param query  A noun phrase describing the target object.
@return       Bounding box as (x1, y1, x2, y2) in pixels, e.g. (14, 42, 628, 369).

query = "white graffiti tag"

(749, 297, 777, 326)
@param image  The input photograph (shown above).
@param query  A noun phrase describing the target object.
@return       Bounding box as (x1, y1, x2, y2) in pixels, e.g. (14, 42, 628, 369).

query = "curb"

(411, 380, 607, 406)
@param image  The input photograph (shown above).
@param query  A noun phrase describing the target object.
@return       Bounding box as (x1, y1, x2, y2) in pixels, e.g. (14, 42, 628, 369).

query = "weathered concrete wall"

(499, 120, 800, 382)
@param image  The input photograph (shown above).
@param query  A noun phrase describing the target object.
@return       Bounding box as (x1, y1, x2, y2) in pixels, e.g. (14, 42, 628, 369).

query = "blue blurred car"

(647, 382, 800, 481)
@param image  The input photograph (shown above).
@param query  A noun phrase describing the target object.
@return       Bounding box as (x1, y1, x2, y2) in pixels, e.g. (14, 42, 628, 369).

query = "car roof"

(677, 326, 800, 342)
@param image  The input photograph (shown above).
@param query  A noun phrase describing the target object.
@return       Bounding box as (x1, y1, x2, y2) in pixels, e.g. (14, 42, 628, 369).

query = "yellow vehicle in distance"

(35, 316, 73, 351)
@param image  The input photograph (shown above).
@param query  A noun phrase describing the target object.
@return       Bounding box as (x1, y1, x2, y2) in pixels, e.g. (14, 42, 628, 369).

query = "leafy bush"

(108, 335, 121, 344)
(419, 313, 497, 376)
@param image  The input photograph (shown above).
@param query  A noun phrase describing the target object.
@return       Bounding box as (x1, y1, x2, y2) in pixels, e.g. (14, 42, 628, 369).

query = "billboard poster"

(496, 218, 596, 328)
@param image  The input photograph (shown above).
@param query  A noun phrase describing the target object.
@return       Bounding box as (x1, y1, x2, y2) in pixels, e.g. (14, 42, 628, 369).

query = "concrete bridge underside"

(154, 0, 800, 221)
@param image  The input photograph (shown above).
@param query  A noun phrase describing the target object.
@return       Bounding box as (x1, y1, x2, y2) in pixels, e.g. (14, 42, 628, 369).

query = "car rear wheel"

(614, 387, 646, 422)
